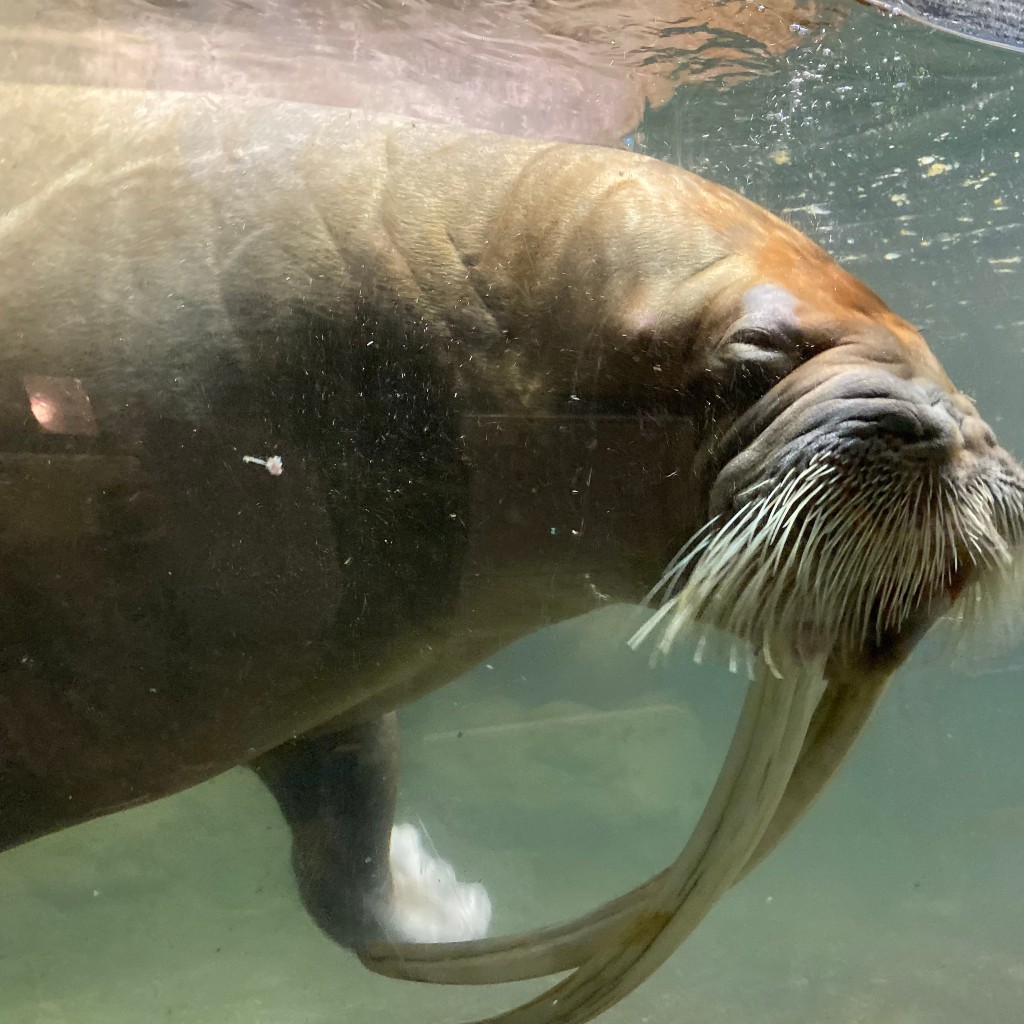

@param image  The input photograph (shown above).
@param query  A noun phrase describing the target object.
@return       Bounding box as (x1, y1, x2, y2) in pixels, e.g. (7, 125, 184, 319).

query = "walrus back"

(2, 86, 825, 400)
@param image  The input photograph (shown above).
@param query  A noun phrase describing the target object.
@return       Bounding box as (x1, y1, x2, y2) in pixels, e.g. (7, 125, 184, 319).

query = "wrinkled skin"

(2, 84, 1022, 1024)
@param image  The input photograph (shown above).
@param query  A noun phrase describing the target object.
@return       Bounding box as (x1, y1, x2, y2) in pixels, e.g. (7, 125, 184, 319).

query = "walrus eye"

(724, 328, 794, 370)
(716, 327, 796, 399)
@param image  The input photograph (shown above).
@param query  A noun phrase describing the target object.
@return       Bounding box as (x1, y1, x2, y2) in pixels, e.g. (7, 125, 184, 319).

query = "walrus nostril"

(874, 390, 987, 452)
(873, 402, 999, 461)
(875, 410, 931, 443)
(916, 388, 999, 454)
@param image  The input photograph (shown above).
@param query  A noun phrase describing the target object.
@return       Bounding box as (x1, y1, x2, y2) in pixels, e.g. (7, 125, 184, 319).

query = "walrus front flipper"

(254, 713, 491, 949)
(253, 715, 401, 949)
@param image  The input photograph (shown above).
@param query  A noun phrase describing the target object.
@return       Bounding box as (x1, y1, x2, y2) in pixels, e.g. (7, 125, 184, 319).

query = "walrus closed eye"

(3, 84, 1024, 1024)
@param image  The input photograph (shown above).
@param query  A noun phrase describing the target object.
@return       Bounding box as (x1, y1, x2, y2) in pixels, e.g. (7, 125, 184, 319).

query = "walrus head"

(634, 275, 1024, 683)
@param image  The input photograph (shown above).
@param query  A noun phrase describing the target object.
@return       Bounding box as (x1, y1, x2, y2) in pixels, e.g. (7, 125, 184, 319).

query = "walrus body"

(3, 84, 1023, 1022)
(0, 85, 700, 830)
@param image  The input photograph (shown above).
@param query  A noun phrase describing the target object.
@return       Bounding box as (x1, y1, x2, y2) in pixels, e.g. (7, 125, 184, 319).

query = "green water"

(3, 5, 1023, 1023)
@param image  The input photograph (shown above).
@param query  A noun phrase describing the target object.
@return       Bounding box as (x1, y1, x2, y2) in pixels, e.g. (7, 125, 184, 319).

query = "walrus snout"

(641, 351, 1024, 679)
(707, 365, 1004, 517)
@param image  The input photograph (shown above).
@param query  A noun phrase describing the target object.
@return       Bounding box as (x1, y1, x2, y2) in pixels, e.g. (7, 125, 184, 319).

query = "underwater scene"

(1, 2, 1023, 1023)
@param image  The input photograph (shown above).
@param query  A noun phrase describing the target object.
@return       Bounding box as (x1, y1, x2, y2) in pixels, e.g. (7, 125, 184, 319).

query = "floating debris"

(242, 454, 284, 476)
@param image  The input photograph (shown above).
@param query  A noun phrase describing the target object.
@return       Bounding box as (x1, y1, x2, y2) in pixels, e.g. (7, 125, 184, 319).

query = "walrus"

(2, 83, 1023, 1024)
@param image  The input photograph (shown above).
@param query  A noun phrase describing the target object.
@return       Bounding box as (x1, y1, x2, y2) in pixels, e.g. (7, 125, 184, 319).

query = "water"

(0, 0, 842, 144)
(2, 3, 1023, 1023)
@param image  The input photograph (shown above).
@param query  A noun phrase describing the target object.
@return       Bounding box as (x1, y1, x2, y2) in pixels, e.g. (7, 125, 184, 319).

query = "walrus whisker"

(631, 453, 1018, 679)
(692, 631, 709, 666)
(993, 480, 1024, 545)
(626, 601, 674, 653)
(727, 644, 742, 675)
(646, 516, 722, 603)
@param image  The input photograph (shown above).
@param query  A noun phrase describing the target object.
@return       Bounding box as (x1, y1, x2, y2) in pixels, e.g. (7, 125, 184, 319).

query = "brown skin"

(0, 86, 1007, 953)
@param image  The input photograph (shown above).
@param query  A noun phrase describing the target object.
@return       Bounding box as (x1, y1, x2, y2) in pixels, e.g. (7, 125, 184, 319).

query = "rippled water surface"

(0, 0, 845, 142)
(2, 2, 1023, 1023)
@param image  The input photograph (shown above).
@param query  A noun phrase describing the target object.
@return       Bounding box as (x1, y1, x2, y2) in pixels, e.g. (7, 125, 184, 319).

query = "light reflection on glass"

(23, 375, 99, 437)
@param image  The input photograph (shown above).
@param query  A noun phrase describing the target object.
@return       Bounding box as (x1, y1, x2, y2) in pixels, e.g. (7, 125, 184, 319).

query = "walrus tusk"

(738, 666, 890, 882)
(358, 663, 886, 989)
(859, 0, 1024, 54)
(360, 652, 830, 1020)
(358, 669, 878, 987)
(480, 652, 826, 1024)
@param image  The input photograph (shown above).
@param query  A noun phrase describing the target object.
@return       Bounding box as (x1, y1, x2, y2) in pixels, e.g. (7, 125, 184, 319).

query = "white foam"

(378, 823, 492, 943)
